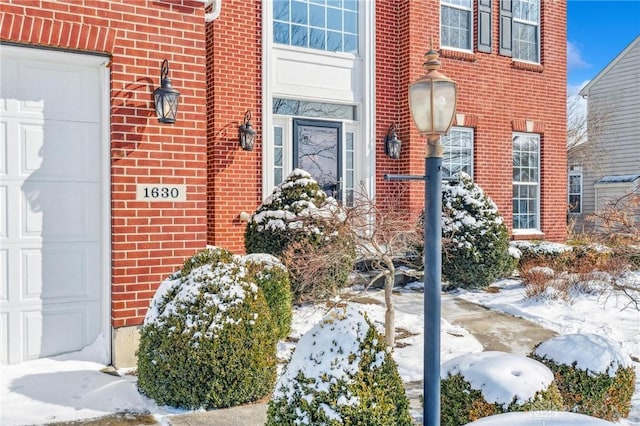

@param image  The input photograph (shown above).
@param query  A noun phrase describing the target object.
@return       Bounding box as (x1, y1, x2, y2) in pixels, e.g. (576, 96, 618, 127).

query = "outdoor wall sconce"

(384, 123, 402, 159)
(153, 59, 180, 124)
(239, 110, 256, 151)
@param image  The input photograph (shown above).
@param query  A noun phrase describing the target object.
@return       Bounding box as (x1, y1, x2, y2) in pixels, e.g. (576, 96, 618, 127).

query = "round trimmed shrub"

(239, 253, 292, 339)
(440, 172, 515, 289)
(440, 351, 564, 426)
(267, 305, 412, 425)
(530, 333, 635, 421)
(244, 169, 356, 302)
(136, 247, 278, 409)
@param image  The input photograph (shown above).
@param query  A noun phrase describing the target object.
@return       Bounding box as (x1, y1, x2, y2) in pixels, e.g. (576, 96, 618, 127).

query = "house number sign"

(136, 184, 186, 202)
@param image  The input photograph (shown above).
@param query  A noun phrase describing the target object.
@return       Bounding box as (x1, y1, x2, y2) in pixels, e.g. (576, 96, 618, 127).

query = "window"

(345, 131, 355, 206)
(273, 98, 355, 120)
(274, 126, 284, 186)
(441, 0, 472, 51)
(273, 0, 359, 53)
(500, 0, 540, 63)
(568, 168, 582, 214)
(512, 133, 540, 230)
(441, 127, 473, 178)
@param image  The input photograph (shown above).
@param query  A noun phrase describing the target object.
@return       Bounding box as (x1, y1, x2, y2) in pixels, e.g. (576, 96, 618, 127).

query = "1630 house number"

(136, 184, 186, 202)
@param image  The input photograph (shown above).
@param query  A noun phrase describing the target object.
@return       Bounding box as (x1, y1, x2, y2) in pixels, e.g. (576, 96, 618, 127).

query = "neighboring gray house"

(569, 35, 640, 232)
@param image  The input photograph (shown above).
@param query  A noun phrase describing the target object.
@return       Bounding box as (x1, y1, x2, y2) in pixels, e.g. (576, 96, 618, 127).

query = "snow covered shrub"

(240, 253, 292, 339)
(137, 247, 278, 409)
(244, 169, 355, 302)
(511, 240, 574, 268)
(440, 351, 563, 426)
(440, 172, 515, 289)
(530, 333, 635, 421)
(266, 305, 412, 425)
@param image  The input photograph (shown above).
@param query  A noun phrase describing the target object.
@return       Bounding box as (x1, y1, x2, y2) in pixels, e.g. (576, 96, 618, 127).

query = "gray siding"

(571, 38, 640, 230)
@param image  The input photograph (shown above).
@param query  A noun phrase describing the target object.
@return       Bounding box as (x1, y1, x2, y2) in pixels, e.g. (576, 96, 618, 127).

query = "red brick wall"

(376, 0, 567, 241)
(1, 0, 209, 327)
(206, 0, 263, 253)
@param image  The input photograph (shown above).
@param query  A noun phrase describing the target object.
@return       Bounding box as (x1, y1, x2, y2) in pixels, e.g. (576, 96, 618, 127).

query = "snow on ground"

(1, 277, 639, 425)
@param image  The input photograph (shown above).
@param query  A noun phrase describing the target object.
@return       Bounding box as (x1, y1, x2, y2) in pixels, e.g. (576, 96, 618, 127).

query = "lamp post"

(408, 48, 457, 426)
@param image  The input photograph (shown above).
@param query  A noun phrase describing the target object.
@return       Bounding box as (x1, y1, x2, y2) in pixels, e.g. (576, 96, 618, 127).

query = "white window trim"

(262, 1, 375, 202)
(440, 0, 474, 53)
(512, 132, 541, 233)
(512, 0, 540, 64)
(442, 126, 474, 178)
(568, 168, 583, 215)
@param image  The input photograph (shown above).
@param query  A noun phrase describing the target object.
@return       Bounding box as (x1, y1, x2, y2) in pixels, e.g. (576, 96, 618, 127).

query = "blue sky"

(567, 0, 640, 93)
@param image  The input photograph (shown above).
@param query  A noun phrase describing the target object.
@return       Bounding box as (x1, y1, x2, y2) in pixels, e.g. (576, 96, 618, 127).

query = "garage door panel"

(28, 121, 101, 181)
(0, 312, 7, 363)
(21, 123, 44, 175)
(0, 120, 6, 175)
(0, 185, 6, 239)
(24, 303, 100, 359)
(21, 243, 101, 301)
(0, 249, 7, 302)
(19, 63, 100, 123)
(22, 182, 101, 241)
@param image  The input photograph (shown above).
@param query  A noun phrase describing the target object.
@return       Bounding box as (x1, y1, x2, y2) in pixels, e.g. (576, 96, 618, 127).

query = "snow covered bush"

(240, 253, 292, 339)
(439, 172, 515, 289)
(511, 240, 574, 267)
(530, 333, 636, 421)
(136, 247, 278, 409)
(440, 351, 563, 426)
(266, 305, 412, 425)
(244, 169, 355, 302)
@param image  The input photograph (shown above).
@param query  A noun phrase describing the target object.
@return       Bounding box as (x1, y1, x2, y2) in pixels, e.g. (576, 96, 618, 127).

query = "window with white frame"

(273, 0, 359, 53)
(568, 167, 582, 214)
(512, 133, 540, 230)
(441, 0, 473, 51)
(441, 127, 473, 178)
(500, 0, 540, 63)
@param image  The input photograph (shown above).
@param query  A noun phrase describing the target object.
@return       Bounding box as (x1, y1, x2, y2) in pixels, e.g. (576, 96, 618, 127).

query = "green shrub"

(531, 333, 636, 421)
(440, 351, 564, 425)
(240, 253, 292, 339)
(245, 169, 356, 302)
(440, 172, 515, 289)
(267, 305, 412, 425)
(137, 247, 278, 409)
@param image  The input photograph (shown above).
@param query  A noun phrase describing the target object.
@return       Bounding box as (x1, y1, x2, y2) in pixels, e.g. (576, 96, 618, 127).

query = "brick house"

(1, 0, 566, 367)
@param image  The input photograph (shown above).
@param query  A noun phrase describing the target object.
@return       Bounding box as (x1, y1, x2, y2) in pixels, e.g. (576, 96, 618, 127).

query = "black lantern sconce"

(153, 59, 180, 124)
(239, 110, 257, 151)
(384, 123, 402, 159)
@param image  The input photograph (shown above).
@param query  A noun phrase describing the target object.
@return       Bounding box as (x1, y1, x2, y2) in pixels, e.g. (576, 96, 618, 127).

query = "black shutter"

(477, 0, 492, 53)
(499, 0, 512, 56)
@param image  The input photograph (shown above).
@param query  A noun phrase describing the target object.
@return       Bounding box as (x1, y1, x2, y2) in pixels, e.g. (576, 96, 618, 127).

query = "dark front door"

(293, 119, 342, 200)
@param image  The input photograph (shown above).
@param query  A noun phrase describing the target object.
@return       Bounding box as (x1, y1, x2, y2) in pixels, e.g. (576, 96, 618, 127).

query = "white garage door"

(0, 46, 109, 365)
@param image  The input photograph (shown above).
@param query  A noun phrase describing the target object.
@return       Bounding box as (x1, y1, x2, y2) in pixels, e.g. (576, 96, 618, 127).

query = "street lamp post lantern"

(408, 47, 457, 426)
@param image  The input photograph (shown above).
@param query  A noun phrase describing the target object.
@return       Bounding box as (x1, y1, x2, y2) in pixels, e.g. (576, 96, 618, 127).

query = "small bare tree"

(567, 92, 611, 170)
(344, 188, 423, 347)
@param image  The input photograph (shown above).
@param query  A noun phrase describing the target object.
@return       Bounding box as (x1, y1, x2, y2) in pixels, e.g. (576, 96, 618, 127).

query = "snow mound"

(533, 333, 632, 376)
(441, 351, 554, 407)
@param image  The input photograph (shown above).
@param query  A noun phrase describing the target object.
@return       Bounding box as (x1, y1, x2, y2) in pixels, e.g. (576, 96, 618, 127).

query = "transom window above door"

(273, 0, 359, 53)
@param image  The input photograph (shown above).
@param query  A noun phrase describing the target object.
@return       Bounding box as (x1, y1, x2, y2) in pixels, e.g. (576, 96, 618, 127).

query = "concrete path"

(441, 294, 557, 355)
(52, 293, 556, 426)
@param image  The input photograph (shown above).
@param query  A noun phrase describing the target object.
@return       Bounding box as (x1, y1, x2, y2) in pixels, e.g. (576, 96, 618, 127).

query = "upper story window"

(273, 0, 359, 54)
(442, 127, 474, 178)
(500, 0, 540, 63)
(441, 0, 473, 51)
